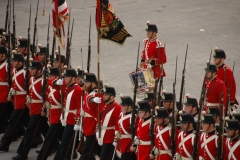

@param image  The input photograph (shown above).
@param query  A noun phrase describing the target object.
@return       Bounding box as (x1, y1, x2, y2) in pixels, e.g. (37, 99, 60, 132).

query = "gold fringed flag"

(52, 0, 69, 48)
(96, 0, 131, 45)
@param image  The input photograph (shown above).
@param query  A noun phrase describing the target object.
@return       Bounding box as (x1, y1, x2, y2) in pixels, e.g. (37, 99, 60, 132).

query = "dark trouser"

(37, 123, 64, 160)
(121, 152, 136, 160)
(0, 108, 29, 147)
(0, 102, 14, 133)
(53, 124, 75, 160)
(100, 143, 119, 160)
(80, 135, 99, 160)
(17, 114, 47, 157)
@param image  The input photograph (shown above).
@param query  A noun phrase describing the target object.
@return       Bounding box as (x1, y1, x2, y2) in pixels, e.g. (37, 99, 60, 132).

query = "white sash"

(178, 132, 195, 158)
(98, 107, 115, 146)
(30, 78, 43, 100)
(228, 138, 240, 160)
(142, 119, 151, 127)
(0, 61, 7, 70)
(48, 87, 61, 106)
(156, 126, 170, 150)
(61, 90, 74, 126)
(118, 114, 131, 135)
(12, 69, 25, 91)
(201, 134, 217, 160)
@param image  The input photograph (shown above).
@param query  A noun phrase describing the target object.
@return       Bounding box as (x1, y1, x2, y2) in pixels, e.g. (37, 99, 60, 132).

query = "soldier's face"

(30, 68, 37, 76)
(18, 47, 26, 53)
(83, 81, 92, 91)
(180, 123, 188, 131)
(103, 94, 111, 103)
(76, 77, 82, 85)
(147, 31, 156, 39)
(49, 75, 57, 80)
(201, 123, 210, 132)
(53, 61, 59, 67)
(213, 58, 221, 65)
(206, 71, 213, 79)
(38, 54, 45, 63)
(226, 129, 236, 138)
(163, 101, 171, 110)
(64, 76, 72, 84)
(155, 118, 163, 125)
(184, 105, 193, 114)
(121, 105, 128, 114)
(12, 60, 19, 68)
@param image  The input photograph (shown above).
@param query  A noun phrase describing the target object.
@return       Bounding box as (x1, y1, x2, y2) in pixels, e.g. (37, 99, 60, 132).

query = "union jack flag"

(52, 0, 69, 48)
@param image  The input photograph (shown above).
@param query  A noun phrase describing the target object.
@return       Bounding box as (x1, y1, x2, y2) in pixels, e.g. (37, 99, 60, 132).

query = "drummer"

(140, 21, 167, 79)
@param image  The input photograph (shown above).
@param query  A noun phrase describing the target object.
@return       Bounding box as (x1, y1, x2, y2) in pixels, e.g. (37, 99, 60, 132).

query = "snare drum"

(129, 69, 155, 93)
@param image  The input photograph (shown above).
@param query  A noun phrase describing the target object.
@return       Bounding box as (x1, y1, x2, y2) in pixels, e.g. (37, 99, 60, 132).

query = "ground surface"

(0, 0, 240, 159)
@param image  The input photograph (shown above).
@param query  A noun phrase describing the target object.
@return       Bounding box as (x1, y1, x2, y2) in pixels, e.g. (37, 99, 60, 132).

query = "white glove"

(26, 95, 31, 103)
(113, 141, 117, 147)
(174, 153, 180, 160)
(74, 124, 81, 131)
(56, 79, 63, 85)
(93, 97, 101, 104)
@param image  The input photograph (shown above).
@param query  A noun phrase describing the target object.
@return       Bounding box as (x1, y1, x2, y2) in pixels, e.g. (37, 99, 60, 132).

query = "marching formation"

(0, 0, 239, 160)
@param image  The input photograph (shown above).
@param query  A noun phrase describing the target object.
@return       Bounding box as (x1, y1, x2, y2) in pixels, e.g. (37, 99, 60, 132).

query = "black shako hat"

(49, 67, 60, 76)
(226, 119, 240, 130)
(213, 48, 226, 59)
(208, 108, 220, 116)
(184, 98, 198, 108)
(120, 96, 133, 106)
(30, 61, 43, 69)
(18, 38, 28, 48)
(144, 92, 154, 101)
(37, 47, 48, 55)
(102, 86, 116, 97)
(77, 70, 84, 77)
(180, 113, 194, 123)
(201, 114, 215, 124)
(137, 100, 151, 111)
(64, 68, 77, 77)
(156, 108, 168, 118)
(205, 64, 217, 73)
(12, 53, 24, 62)
(162, 92, 173, 102)
(146, 24, 158, 33)
(0, 45, 7, 54)
(84, 73, 97, 82)
(53, 55, 66, 65)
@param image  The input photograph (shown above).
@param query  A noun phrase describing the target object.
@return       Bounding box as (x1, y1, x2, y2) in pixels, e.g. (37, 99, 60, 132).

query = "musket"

(12, 0, 16, 50)
(131, 41, 140, 142)
(171, 55, 178, 157)
(87, 15, 91, 72)
(42, 14, 50, 104)
(225, 62, 235, 116)
(32, 0, 39, 59)
(25, 4, 32, 95)
(156, 42, 165, 106)
(178, 44, 188, 111)
(51, 34, 56, 66)
(217, 66, 227, 160)
(5, 0, 10, 32)
(7, 3, 12, 87)
(68, 18, 74, 68)
(65, 8, 71, 67)
(193, 51, 212, 159)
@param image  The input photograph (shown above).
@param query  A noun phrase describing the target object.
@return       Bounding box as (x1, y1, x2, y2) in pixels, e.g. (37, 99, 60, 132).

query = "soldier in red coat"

(115, 96, 137, 160)
(149, 108, 172, 160)
(205, 64, 227, 113)
(0, 54, 29, 152)
(131, 100, 152, 160)
(96, 86, 121, 160)
(0, 45, 11, 133)
(213, 48, 238, 111)
(53, 68, 82, 160)
(12, 61, 49, 160)
(175, 113, 195, 159)
(80, 73, 103, 160)
(36, 67, 65, 160)
(140, 22, 167, 79)
(223, 119, 240, 160)
(198, 114, 218, 160)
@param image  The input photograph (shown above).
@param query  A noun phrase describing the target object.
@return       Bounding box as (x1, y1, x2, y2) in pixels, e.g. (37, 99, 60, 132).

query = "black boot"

(11, 154, 28, 160)
(0, 143, 9, 152)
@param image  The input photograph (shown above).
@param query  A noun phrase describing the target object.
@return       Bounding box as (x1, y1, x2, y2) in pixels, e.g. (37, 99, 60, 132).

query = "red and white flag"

(52, 0, 69, 48)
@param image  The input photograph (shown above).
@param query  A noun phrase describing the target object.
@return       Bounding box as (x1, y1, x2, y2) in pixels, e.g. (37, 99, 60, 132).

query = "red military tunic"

(62, 83, 82, 125)
(83, 90, 104, 136)
(0, 59, 9, 103)
(141, 37, 167, 78)
(217, 64, 238, 104)
(117, 112, 134, 153)
(205, 77, 227, 112)
(176, 130, 195, 159)
(46, 78, 66, 124)
(29, 76, 43, 115)
(154, 123, 172, 160)
(98, 101, 121, 145)
(11, 67, 27, 109)
(136, 117, 151, 160)
(223, 136, 240, 160)
(198, 131, 218, 160)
